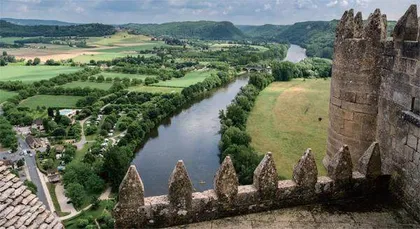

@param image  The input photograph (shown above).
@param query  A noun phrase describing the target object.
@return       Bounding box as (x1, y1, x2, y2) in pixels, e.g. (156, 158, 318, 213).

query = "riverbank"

(132, 75, 249, 196)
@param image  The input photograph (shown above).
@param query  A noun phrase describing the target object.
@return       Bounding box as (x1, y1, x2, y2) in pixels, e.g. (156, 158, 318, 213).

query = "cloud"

(0, 0, 415, 25)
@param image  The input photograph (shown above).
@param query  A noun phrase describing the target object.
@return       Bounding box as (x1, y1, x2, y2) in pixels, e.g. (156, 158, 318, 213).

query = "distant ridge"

(1, 18, 78, 26)
(121, 21, 245, 40)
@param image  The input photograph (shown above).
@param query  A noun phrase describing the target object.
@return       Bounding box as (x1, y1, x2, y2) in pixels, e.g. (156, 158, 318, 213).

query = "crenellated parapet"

(114, 146, 389, 228)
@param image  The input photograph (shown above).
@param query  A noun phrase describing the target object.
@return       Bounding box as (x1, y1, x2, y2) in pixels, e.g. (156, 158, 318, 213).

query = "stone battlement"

(113, 146, 390, 228)
(327, 3, 420, 222)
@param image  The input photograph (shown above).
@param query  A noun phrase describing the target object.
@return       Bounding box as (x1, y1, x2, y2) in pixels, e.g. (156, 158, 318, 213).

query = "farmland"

(60, 81, 113, 90)
(0, 65, 81, 82)
(128, 85, 182, 94)
(152, 70, 217, 88)
(97, 72, 157, 80)
(0, 90, 18, 103)
(19, 95, 83, 109)
(246, 78, 330, 179)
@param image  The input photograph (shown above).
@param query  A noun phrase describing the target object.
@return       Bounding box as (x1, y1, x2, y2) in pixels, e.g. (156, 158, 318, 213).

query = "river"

(132, 45, 306, 196)
(285, 44, 307, 63)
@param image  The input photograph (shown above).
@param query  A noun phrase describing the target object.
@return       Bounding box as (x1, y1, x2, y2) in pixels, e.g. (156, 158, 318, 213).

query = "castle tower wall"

(376, 4, 420, 220)
(325, 9, 387, 167)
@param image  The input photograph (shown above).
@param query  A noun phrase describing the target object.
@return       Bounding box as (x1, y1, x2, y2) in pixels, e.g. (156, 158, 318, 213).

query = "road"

(17, 137, 50, 210)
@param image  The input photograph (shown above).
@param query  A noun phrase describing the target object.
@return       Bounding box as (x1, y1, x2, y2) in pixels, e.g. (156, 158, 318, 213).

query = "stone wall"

(325, 8, 386, 167)
(376, 5, 420, 220)
(113, 147, 389, 228)
(327, 4, 420, 221)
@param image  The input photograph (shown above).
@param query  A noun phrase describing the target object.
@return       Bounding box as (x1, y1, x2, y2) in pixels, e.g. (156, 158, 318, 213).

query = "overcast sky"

(0, 0, 417, 25)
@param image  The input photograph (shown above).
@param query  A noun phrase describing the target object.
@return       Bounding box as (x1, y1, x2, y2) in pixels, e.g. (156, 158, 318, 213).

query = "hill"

(239, 20, 396, 59)
(1, 18, 78, 26)
(0, 20, 116, 37)
(121, 21, 245, 40)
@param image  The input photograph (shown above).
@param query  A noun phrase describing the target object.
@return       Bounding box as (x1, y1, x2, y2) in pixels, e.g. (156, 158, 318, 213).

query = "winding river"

(132, 45, 307, 196)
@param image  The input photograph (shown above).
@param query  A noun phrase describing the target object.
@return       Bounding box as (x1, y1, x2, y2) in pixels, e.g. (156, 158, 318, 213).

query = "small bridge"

(243, 66, 272, 73)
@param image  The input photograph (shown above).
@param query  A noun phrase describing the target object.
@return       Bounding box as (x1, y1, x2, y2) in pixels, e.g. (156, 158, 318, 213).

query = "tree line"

(219, 73, 274, 184)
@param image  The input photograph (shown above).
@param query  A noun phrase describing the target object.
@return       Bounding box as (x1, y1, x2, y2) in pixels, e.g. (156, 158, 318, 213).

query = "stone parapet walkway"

(168, 196, 420, 229)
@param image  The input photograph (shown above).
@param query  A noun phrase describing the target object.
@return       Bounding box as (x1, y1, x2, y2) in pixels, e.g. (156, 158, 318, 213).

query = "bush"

(24, 180, 37, 194)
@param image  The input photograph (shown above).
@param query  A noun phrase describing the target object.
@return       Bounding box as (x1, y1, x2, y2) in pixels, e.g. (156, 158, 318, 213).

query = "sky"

(0, 0, 417, 25)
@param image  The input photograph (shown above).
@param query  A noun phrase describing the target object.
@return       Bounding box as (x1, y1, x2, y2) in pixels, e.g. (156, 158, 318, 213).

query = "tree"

(52, 128, 66, 137)
(66, 183, 85, 208)
(47, 107, 54, 117)
(26, 59, 33, 66)
(33, 57, 41, 65)
(2, 51, 7, 56)
(272, 61, 295, 81)
(103, 146, 133, 190)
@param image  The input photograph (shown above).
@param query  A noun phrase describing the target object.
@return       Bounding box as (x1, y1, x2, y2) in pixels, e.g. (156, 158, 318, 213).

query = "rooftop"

(0, 161, 63, 228)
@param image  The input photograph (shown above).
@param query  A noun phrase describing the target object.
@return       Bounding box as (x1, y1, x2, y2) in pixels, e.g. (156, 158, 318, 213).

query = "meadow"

(152, 70, 217, 88)
(19, 95, 83, 109)
(0, 66, 81, 82)
(128, 85, 182, 94)
(96, 43, 168, 53)
(0, 90, 18, 103)
(60, 81, 113, 90)
(246, 78, 330, 179)
(86, 31, 151, 46)
(97, 72, 157, 80)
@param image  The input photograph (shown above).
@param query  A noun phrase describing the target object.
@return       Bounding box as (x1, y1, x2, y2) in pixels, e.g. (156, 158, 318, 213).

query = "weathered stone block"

(358, 142, 382, 178)
(328, 146, 353, 182)
(214, 156, 239, 204)
(393, 5, 418, 41)
(407, 134, 418, 150)
(253, 152, 278, 199)
(292, 149, 318, 188)
(168, 160, 193, 210)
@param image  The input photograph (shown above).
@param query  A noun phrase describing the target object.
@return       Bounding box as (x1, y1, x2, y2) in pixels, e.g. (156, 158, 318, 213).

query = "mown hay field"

(128, 85, 183, 94)
(0, 66, 81, 82)
(152, 70, 217, 88)
(246, 78, 330, 179)
(60, 81, 113, 90)
(19, 95, 83, 109)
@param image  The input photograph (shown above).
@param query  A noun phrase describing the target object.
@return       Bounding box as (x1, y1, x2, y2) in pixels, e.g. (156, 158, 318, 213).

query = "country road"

(17, 137, 50, 210)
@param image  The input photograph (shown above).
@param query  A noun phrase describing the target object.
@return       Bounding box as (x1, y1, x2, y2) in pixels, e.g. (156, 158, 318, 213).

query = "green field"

(19, 95, 83, 109)
(128, 85, 182, 94)
(72, 53, 155, 63)
(61, 81, 113, 90)
(152, 70, 217, 88)
(98, 72, 156, 80)
(0, 90, 18, 103)
(0, 66, 81, 82)
(87, 31, 151, 46)
(97, 43, 168, 53)
(246, 79, 330, 179)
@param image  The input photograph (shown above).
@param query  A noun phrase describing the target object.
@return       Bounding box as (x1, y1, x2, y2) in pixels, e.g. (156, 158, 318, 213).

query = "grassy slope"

(152, 70, 217, 88)
(0, 66, 81, 82)
(0, 90, 18, 103)
(61, 81, 113, 90)
(19, 95, 83, 109)
(246, 79, 330, 179)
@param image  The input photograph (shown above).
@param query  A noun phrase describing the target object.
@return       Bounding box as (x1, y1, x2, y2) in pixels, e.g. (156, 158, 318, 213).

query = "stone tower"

(325, 9, 387, 167)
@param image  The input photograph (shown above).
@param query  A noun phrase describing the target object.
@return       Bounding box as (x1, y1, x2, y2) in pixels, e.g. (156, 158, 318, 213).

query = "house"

(25, 135, 41, 149)
(31, 119, 44, 131)
(47, 173, 60, 183)
(55, 145, 65, 154)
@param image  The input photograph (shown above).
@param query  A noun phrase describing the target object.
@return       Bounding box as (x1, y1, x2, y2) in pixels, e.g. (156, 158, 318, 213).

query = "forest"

(0, 20, 116, 37)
